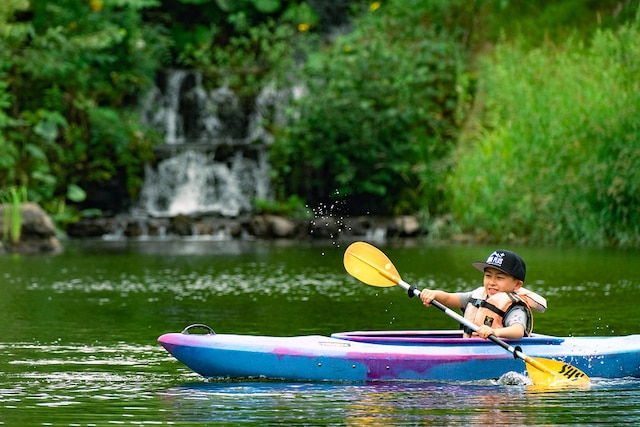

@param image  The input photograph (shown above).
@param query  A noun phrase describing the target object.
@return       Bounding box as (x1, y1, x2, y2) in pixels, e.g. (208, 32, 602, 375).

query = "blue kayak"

(158, 325, 640, 382)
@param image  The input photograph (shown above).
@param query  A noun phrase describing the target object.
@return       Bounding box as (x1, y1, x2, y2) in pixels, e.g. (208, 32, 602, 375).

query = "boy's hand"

(474, 325, 495, 339)
(420, 289, 436, 306)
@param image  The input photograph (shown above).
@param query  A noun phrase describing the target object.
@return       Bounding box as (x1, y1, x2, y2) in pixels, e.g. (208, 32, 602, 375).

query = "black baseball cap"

(472, 249, 526, 282)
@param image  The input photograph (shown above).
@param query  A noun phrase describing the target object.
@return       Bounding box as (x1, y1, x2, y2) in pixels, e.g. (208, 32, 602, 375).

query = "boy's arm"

(475, 323, 525, 340)
(420, 289, 466, 308)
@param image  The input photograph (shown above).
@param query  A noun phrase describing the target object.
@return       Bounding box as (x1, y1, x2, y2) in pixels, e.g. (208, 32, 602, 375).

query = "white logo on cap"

(486, 251, 504, 266)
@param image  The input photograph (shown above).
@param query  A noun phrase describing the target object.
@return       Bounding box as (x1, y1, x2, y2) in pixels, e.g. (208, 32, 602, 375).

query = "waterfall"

(137, 69, 284, 217)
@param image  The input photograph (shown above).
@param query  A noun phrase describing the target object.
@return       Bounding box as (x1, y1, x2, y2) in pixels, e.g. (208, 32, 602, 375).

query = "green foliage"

(480, 0, 640, 47)
(176, 2, 308, 98)
(0, 0, 170, 221)
(271, 0, 471, 215)
(0, 70, 15, 175)
(254, 195, 311, 218)
(449, 14, 640, 246)
(215, 0, 283, 14)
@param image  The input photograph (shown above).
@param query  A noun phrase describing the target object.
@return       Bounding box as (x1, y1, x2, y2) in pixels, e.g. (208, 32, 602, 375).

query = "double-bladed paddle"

(343, 241, 591, 387)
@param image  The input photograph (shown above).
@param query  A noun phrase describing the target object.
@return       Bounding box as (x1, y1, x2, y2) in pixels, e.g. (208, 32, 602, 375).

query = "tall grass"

(1, 186, 26, 244)
(449, 15, 640, 246)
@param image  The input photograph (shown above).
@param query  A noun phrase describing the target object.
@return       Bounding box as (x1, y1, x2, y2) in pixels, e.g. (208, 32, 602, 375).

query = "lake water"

(1, 238, 640, 425)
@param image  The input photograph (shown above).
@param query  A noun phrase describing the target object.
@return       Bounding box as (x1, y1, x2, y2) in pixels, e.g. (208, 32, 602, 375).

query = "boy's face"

(482, 267, 523, 296)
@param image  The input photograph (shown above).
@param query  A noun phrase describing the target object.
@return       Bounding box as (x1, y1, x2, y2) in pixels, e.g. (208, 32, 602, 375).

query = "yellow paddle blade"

(343, 241, 401, 287)
(525, 356, 591, 387)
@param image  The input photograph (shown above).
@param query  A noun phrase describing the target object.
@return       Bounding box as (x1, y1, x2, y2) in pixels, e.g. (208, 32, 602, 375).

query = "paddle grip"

(407, 285, 419, 298)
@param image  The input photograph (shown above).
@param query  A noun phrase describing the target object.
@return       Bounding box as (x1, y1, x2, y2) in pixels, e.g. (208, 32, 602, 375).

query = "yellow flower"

(89, 0, 104, 12)
(298, 23, 310, 32)
(370, 2, 381, 12)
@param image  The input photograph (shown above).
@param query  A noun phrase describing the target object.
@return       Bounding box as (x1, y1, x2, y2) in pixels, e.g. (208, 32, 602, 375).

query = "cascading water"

(137, 69, 284, 217)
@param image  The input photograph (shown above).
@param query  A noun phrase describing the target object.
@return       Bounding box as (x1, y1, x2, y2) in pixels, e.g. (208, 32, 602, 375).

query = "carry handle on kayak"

(343, 241, 590, 388)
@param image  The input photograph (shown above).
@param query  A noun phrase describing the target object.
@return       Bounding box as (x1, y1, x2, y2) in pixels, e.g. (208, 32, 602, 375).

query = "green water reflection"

(1, 238, 640, 425)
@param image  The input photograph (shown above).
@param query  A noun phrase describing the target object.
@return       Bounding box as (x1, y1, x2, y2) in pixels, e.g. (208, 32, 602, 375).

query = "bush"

(271, 0, 472, 216)
(449, 15, 640, 246)
(0, 0, 170, 219)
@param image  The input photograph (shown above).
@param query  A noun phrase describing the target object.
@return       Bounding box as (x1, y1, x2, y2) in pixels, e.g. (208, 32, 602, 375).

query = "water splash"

(307, 192, 387, 245)
(495, 371, 533, 386)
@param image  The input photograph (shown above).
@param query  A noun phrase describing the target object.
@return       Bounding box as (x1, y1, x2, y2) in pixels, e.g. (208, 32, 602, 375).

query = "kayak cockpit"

(330, 330, 565, 346)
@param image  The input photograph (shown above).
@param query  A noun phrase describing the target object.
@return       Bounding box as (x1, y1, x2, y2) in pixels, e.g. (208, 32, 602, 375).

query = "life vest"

(516, 287, 547, 313)
(462, 287, 534, 338)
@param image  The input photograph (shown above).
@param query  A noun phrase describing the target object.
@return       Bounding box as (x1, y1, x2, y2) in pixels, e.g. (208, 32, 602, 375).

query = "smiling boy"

(420, 249, 547, 340)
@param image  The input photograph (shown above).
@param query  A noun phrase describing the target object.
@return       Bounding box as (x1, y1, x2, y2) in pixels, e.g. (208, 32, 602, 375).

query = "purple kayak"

(158, 325, 640, 382)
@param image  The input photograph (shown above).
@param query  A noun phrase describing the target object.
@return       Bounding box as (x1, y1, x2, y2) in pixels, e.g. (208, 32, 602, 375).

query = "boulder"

(250, 215, 298, 238)
(0, 202, 61, 254)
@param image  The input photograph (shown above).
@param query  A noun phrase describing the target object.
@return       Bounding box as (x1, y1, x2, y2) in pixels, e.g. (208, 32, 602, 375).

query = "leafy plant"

(175, 2, 311, 98)
(215, 0, 283, 14)
(271, 0, 472, 216)
(254, 195, 311, 218)
(0, 0, 170, 222)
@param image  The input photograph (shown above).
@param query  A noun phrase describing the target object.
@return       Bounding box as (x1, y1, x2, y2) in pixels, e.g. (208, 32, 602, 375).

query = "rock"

(267, 215, 297, 238)
(169, 214, 193, 236)
(67, 217, 119, 238)
(228, 220, 246, 238)
(248, 215, 269, 237)
(9, 237, 62, 255)
(308, 216, 341, 239)
(61, 212, 429, 242)
(0, 202, 61, 254)
(389, 215, 422, 237)
(250, 215, 298, 238)
(193, 221, 214, 236)
(146, 218, 171, 236)
(125, 219, 146, 237)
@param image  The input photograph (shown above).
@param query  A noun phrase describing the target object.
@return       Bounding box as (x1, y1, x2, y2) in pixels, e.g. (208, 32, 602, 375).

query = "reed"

(1, 186, 27, 244)
(449, 16, 640, 246)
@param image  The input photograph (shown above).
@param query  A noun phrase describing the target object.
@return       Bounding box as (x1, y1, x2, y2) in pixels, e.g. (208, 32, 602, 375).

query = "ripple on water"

(3, 339, 640, 425)
(44, 267, 368, 303)
(0, 340, 198, 425)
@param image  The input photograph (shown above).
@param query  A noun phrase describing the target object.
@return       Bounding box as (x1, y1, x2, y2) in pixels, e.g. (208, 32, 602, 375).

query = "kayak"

(158, 324, 640, 382)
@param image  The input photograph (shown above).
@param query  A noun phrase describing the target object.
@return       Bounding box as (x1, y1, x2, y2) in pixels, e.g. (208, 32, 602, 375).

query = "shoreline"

(66, 213, 428, 241)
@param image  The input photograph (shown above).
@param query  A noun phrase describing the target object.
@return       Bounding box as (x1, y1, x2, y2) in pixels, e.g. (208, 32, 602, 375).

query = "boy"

(420, 249, 547, 340)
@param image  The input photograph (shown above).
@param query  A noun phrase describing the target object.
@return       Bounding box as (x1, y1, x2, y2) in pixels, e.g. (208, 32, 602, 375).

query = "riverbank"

(66, 213, 426, 241)
(6, 202, 464, 255)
